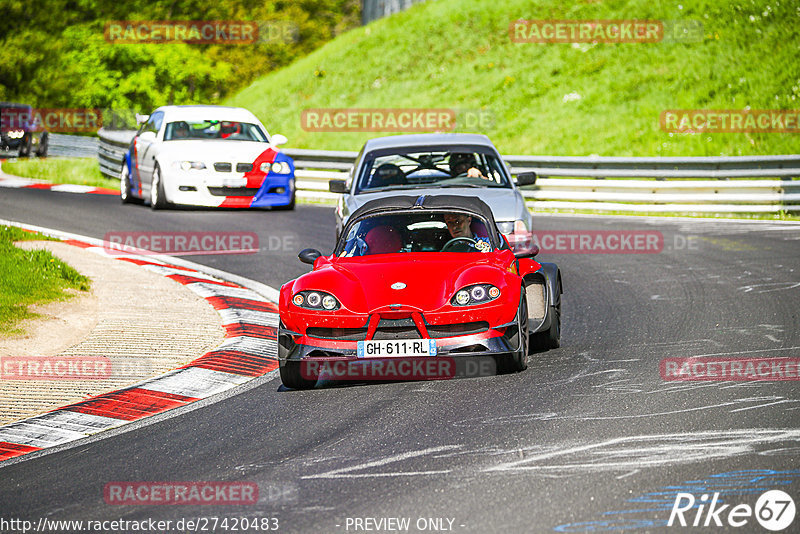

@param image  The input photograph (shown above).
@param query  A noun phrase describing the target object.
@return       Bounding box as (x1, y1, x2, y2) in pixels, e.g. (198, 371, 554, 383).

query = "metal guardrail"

(96, 129, 134, 180)
(97, 129, 800, 212)
(48, 133, 98, 158)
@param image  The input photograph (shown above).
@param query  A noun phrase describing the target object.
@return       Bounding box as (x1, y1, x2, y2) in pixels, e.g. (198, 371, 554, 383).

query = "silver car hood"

(345, 186, 528, 225)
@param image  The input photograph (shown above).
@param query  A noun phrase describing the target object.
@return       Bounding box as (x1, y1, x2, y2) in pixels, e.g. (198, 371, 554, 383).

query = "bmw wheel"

(150, 166, 168, 210)
(120, 165, 133, 204)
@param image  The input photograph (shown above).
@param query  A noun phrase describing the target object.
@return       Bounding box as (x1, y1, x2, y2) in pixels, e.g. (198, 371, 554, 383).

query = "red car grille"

(426, 321, 489, 338)
(372, 317, 419, 340)
(305, 316, 489, 341)
(306, 327, 368, 341)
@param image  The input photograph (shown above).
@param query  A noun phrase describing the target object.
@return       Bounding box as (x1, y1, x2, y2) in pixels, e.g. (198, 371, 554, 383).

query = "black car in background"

(0, 102, 48, 157)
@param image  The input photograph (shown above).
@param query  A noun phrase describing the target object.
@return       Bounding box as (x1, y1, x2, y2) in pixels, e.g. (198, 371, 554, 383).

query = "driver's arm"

(466, 167, 490, 180)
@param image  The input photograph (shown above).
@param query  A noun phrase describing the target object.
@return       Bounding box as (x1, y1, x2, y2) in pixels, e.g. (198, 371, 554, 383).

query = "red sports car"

(277, 195, 562, 389)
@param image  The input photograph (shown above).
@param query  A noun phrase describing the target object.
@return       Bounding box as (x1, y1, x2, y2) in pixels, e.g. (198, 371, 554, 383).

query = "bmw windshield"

(164, 120, 268, 142)
(355, 148, 512, 193)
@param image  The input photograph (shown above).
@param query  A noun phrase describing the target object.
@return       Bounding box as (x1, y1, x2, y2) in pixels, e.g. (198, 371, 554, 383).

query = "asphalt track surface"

(1, 186, 799, 533)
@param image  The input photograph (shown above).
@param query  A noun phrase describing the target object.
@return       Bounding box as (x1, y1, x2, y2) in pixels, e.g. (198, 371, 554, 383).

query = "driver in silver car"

(449, 152, 488, 180)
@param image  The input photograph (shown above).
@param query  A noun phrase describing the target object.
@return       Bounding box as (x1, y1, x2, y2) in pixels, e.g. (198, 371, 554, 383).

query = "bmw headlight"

(176, 161, 206, 171)
(7, 130, 25, 139)
(451, 284, 500, 306)
(292, 290, 340, 311)
(260, 161, 291, 174)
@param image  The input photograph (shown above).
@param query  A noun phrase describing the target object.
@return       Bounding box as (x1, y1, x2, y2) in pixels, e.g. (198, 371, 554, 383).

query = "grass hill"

(226, 0, 800, 156)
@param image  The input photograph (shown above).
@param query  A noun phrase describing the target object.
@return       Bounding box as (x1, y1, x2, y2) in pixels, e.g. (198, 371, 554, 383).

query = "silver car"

(329, 134, 537, 251)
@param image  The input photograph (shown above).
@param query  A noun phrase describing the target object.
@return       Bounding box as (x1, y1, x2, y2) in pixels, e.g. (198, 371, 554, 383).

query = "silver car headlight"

(261, 161, 291, 174)
(499, 220, 531, 247)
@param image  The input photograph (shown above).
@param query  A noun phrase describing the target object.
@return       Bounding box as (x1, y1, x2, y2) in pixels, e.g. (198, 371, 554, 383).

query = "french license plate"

(357, 339, 437, 358)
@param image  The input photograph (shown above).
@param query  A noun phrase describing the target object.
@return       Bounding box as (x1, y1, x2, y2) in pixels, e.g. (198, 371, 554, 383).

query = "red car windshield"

(338, 212, 496, 256)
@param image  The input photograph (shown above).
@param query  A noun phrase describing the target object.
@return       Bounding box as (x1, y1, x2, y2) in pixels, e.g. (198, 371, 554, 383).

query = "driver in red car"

(443, 213, 491, 252)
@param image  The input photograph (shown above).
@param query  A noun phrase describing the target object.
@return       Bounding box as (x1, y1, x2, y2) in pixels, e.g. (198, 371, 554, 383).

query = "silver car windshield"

(164, 120, 268, 142)
(356, 150, 511, 192)
(337, 212, 497, 256)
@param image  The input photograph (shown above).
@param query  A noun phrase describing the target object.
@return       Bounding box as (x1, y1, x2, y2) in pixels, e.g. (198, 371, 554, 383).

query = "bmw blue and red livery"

(120, 105, 295, 210)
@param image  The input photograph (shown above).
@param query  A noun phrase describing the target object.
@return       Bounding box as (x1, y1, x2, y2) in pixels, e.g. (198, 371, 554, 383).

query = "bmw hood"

(157, 140, 278, 165)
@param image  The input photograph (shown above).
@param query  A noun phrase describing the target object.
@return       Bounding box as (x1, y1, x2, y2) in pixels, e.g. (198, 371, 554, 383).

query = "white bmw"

(120, 105, 296, 210)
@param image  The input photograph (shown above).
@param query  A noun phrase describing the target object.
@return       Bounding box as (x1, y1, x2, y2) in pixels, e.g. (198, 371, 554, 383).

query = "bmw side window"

(141, 112, 163, 137)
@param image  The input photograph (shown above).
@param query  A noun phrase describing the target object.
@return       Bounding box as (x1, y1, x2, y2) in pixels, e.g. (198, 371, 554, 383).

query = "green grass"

(2, 158, 116, 189)
(226, 0, 800, 157)
(0, 226, 91, 336)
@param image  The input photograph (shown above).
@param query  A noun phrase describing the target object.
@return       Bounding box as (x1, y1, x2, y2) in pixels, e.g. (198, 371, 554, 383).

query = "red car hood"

(292, 252, 511, 314)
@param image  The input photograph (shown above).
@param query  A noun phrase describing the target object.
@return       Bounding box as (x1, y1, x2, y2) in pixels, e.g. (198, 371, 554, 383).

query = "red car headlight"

(292, 290, 340, 311)
(451, 284, 500, 306)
